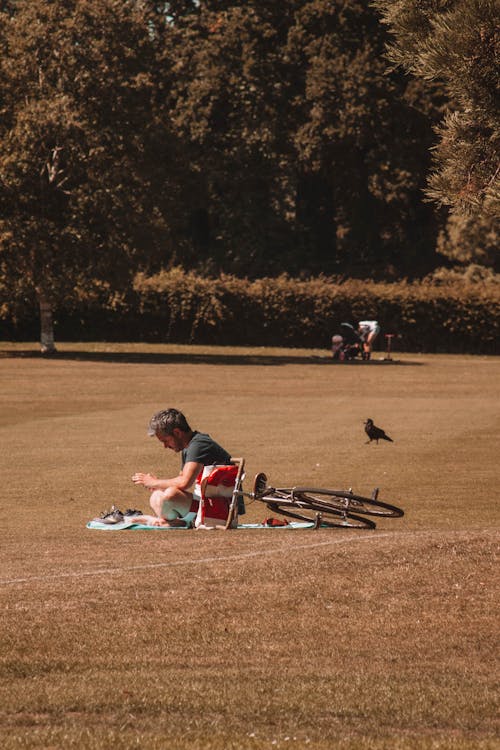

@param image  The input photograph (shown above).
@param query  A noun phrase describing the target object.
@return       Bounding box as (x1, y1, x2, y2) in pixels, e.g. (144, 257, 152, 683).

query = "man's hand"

(132, 472, 158, 489)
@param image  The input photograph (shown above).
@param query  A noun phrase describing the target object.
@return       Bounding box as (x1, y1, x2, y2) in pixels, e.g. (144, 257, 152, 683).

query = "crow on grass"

(364, 418, 393, 444)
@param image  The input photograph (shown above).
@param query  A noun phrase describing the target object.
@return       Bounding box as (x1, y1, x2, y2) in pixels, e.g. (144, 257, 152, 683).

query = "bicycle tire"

(260, 487, 403, 517)
(265, 500, 376, 530)
(291, 488, 404, 518)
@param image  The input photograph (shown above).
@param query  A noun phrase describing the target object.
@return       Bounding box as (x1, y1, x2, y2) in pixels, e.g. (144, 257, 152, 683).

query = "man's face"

(156, 429, 184, 452)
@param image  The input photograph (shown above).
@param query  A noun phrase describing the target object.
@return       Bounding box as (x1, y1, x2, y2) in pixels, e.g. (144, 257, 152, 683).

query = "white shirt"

(358, 320, 379, 333)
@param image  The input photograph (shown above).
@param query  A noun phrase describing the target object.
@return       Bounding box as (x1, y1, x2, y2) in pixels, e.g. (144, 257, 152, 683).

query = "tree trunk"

(37, 292, 57, 354)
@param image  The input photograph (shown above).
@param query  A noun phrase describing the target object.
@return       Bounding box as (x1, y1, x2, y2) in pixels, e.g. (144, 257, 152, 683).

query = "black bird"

(364, 418, 394, 444)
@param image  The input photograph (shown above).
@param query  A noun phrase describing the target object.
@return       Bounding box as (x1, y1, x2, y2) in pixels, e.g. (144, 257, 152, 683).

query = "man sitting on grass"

(130, 408, 233, 527)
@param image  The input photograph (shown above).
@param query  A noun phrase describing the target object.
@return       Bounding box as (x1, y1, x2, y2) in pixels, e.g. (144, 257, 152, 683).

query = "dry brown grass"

(0, 343, 498, 749)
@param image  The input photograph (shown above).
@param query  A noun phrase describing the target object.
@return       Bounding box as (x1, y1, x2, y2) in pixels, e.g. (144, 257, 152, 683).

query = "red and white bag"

(194, 464, 240, 529)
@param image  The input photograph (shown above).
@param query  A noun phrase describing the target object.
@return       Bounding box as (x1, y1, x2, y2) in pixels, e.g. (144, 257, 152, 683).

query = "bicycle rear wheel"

(265, 500, 376, 530)
(292, 488, 404, 517)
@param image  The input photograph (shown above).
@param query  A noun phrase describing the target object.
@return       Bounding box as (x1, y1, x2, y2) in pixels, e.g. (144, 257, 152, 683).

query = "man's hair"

(147, 408, 191, 437)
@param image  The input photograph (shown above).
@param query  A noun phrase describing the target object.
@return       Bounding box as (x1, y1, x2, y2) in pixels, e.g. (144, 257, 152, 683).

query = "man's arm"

(132, 461, 202, 492)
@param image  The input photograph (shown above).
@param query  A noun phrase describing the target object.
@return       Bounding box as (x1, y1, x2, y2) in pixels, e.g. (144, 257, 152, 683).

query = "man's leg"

(149, 487, 195, 525)
(363, 332, 378, 359)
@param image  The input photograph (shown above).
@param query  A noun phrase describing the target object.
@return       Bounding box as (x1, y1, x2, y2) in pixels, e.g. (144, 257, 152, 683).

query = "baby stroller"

(331, 323, 363, 361)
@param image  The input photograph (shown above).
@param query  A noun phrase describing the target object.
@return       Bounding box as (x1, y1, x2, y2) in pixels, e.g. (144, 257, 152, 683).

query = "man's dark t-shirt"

(181, 431, 232, 468)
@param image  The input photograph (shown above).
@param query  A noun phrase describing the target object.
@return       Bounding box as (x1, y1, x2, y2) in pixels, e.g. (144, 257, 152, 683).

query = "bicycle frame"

(224, 459, 402, 529)
(225, 457, 246, 530)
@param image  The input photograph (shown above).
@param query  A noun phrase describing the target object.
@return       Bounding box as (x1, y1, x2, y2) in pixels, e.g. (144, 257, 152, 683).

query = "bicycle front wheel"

(265, 500, 376, 530)
(292, 488, 404, 517)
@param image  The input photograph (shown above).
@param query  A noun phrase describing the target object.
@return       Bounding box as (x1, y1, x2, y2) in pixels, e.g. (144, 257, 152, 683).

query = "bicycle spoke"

(265, 501, 376, 529)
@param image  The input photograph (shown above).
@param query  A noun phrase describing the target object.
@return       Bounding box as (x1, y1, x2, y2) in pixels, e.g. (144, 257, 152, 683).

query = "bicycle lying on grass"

(225, 458, 404, 530)
(88, 458, 404, 531)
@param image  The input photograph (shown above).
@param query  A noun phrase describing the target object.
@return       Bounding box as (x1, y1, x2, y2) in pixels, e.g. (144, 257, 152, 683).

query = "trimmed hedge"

(130, 270, 499, 354)
(3, 269, 500, 354)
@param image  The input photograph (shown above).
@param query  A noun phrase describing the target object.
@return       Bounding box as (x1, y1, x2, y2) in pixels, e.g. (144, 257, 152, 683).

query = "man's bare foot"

(131, 514, 164, 526)
(161, 518, 189, 527)
(132, 514, 188, 528)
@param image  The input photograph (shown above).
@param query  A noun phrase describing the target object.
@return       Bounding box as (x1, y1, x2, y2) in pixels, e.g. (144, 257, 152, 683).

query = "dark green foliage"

(0, 0, 497, 351)
(130, 270, 500, 353)
(6, 270, 497, 355)
(374, 0, 499, 265)
(0, 0, 180, 345)
(164, 0, 439, 277)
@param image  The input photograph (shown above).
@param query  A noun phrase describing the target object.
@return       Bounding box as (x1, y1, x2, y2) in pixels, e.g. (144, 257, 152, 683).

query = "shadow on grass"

(0, 348, 422, 366)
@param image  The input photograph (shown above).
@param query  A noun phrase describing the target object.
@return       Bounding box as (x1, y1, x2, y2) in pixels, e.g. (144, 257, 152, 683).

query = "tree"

(0, 0, 175, 351)
(374, 0, 499, 269)
(284, 0, 439, 274)
(161, 1, 298, 275)
(162, 0, 440, 277)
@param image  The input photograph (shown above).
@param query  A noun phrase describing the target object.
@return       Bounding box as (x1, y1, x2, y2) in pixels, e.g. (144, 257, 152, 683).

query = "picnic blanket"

(86, 519, 316, 531)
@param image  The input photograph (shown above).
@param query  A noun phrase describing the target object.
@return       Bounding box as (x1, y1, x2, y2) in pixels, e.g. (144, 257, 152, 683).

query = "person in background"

(331, 323, 363, 360)
(358, 320, 380, 360)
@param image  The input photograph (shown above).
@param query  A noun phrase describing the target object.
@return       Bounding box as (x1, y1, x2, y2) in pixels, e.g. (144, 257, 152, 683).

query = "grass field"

(0, 342, 498, 749)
